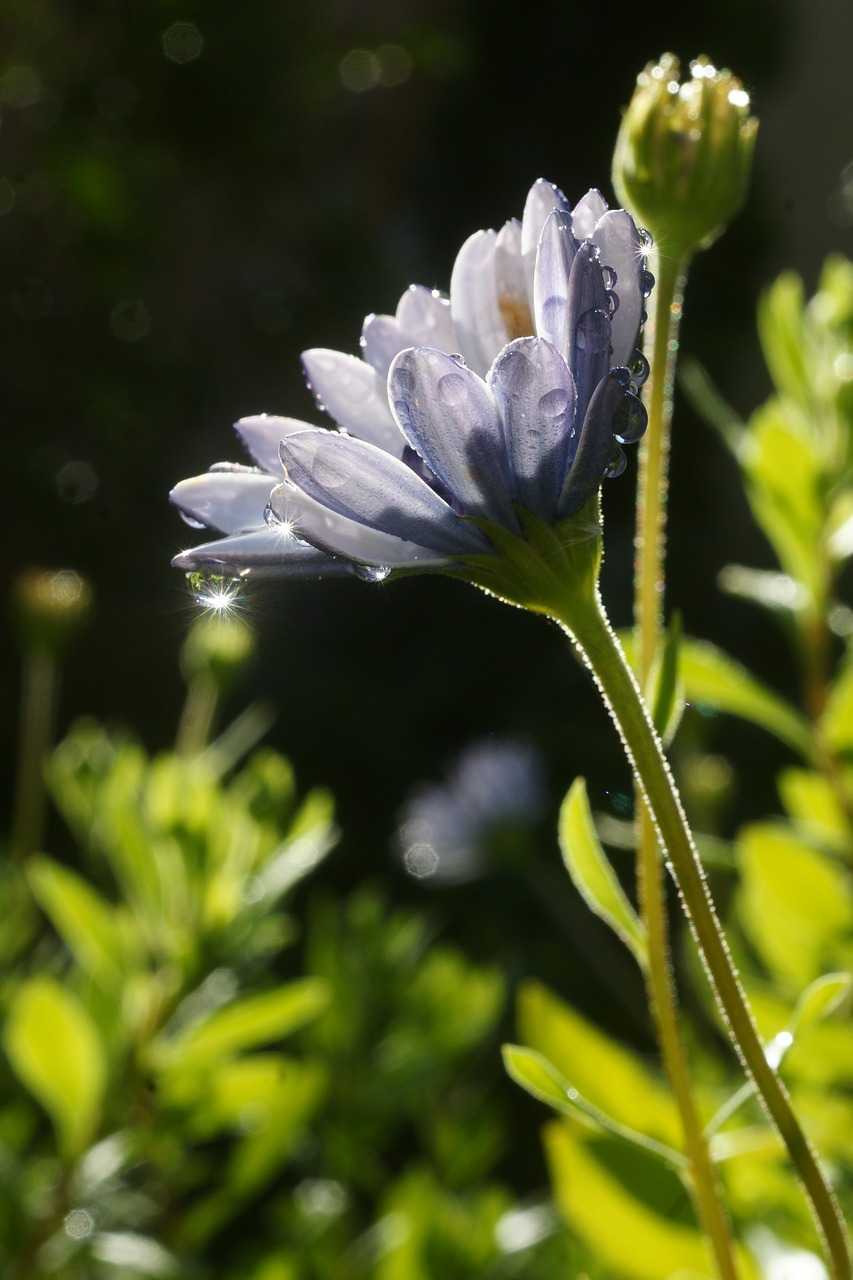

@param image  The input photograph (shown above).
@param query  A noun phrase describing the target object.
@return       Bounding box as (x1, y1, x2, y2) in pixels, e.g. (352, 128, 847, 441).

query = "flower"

(613, 54, 757, 257)
(395, 737, 548, 883)
(171, 179, 651, 594)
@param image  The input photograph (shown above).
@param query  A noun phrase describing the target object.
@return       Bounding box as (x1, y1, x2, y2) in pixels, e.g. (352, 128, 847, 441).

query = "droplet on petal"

(353, 563, 393, 582)
(628, 350, 650, 387)
(612, 392, 648, 444)
(436, 371, 473, 409)
(537, 387, 571, 420)
(575, 308, 611, 353)
(492, 347, 536, 394)
(604, 446, 627, 478)
(640, 269, 655, 297)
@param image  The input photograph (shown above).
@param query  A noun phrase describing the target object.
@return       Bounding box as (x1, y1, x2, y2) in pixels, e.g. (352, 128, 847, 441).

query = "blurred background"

(3, 0, 853, 1008)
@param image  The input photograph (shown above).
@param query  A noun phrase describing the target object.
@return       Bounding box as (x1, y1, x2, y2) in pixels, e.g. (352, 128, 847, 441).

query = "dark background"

(4, 0, 853, 993)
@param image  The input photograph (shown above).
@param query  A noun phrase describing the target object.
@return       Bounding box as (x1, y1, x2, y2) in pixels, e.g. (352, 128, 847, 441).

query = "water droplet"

(353, 563, 392, 582)
(495, 348, 535, 391)
(628, 350, 650, 387)
(612, 393, 647, 444)
(606, 290, 620, 316)
(311, 452, 348, 491)
(638, 227, 653, 254)
(187, 572, 242, 612)
(537, 387, 571, 419)
(604, 445, 626, 478)
(601, 265, 617, 290)
(575, 308, 610, 353)
(180, 512, 207, 530)
(540, 295, 566, 339)
(448, 353, 468, 368)
(640, 269, 655, 298)
(436, 372, 471, 409)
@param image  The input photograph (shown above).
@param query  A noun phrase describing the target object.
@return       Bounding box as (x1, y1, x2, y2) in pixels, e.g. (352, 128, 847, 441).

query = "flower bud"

(12, 568, 92, 656)
(180, 613, 254, 695)
(613, 54, 757, 257)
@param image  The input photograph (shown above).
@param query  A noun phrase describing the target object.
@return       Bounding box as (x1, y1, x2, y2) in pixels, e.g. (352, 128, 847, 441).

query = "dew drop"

(311, 452, 348, 491)
(537, 387, 570, 419)
(638, 227, 653, 254)
(575, 308, 610, 353)
(187, 572, 242, 612)
(353, 563, 392, 582)
(606, 290, 620, 316)
(604, 446, 627, 478)
(496, 348, 535, 391)
(540, 295, 566, 340)
(628, 350, 650, 388)
(436, 372, 471, 409)
(640, 269, 655, 298)
(601, 265, 617, 290)
(612, 393, 648, 444)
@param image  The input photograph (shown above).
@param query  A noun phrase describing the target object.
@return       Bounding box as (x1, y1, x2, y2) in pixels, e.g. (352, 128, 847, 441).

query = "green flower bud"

(180, 612, 255, 695)
(613, 53, 758, 258)
(12, 568, 92, 656)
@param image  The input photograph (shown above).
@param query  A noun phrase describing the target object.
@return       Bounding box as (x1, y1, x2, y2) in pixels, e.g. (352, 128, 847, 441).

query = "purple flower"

(171, 180, 651, 583)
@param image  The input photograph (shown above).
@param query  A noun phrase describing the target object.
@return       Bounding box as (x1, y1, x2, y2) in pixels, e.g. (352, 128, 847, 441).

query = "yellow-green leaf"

(3, 977, 107, 1157)
(559, 778, 647, 966)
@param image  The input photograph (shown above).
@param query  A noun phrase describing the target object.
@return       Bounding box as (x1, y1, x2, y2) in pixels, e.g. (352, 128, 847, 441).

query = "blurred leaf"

(788, 972, 852, 1039)
(503, 1044, 684, 1167)
(679, 637, 812, 758)
(28, 855, 138, 994)
(777, 767, 850, 849)
(154, 979, 331, 1074)
(737, 823, 853, 987)
(517, 980, 683, 1149)
(648, 611, 685, 745)
(758, 272, 810, 409)
(558, 778, 647, 966)
(717, 564, 807, 616)
(821, 648, 853, 754)
(90, 1231, 178, 1277)
(3, 977, 107, 1158)
(543, 1121, 716, 1279)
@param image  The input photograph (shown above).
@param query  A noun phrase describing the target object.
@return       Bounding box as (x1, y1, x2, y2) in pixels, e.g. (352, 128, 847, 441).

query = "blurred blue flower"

(395, 738, 548, 884)
(171, 179, 651, 580)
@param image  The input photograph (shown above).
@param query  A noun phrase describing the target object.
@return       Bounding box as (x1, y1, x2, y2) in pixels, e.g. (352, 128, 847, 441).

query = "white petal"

(301, 348, 405, 455)
(235, 414, 315, 474)
(494, 220, 533, 341)
(170, 471, 274, 534)
(396, 284, 457, 350)
(449, 230, 506, 376)
(571, 189, 609, 240)
(521, 178, 570, 304)
(270, 484, 450, 567)
(172, 527, 351, 578)
(591, 209, 644, 367)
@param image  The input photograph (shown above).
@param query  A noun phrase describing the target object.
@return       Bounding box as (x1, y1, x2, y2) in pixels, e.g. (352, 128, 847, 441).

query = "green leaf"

(758, 272, 810, 408)
(517, 980, 683, 1150)
(503, 1044, 684, 1167)
(3, 977, 107, 1158)
(558, 778, 647, 966)
(28, 856, 137, 992)
(789, 972, 852, 1038)
(737, 823, 853, 987)
(154, 979, 331, 1075)
(647, 611, 684, 745)
(777, 767, 850, 849)
(679, 637, 812, 759)
(821, 648, 853, 754)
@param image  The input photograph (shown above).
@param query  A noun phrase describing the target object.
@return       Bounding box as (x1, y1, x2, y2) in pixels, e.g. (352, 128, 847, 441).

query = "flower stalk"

(555, 585, 851, 1280)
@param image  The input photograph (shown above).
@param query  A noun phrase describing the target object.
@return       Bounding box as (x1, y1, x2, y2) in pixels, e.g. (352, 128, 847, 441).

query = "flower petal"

(301, 348, 405, 455)
(360, 313, 404, 376)
(449, 229, 506, 376)
(566, 241, 612, 423)
(558, 368, 630, 516)
(571, 188, 609, 239)
(170, 470, 274, 534)
(396, 284, 457, 350)
(591, 209, 644, 368)
(235, 414, 316, 474)
(279, 428, 490, 555)
(172, 527, 353, 578)
(494, 220, 533, 341)
(533, 209, 577, 358)
(521, 178, 570, 302)
(269, 483, 451, 567)
(389, 347, 516, 525)
(488, 337, 577, 520)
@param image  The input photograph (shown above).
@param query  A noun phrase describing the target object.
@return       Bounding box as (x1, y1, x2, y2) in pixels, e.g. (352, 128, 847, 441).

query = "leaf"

(154, 978, 331, 1075)
(558, 778, 647, 966)
(3, 977, 107, 1158)
(737, 823, 853, 987)
(648, 611, 684, 745)
(503, 1044, 684, 1167)
(517, 980, 683, 1149)
(679, 637, 812, 759)
(788, 972, 852, 1038)
(28, 856, 137, 992)
(543, 1122, 715, 1280)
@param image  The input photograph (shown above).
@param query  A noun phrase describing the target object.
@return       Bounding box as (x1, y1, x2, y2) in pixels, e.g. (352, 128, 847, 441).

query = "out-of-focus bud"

(613, 54, 758, 258)
(12, 568, 92, 656)
(180, 613, 254, 696)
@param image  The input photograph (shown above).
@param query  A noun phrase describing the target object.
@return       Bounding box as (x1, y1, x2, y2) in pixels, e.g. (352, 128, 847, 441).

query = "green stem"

(559, 590, 851, 1279)
(632, 247, 739, 1276)
(176, 676, 219, 757)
